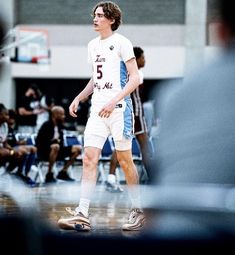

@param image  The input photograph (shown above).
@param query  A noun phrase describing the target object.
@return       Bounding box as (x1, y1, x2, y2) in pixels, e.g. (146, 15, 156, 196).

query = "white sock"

(130, 197, 142, 210)
(108, 174, 116, 184)
(75, 198, 90, 217)
(128, 185, 142, 210)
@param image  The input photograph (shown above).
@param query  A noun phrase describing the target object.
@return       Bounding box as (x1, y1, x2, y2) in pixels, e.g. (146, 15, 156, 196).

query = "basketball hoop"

(16, 27, 50, 64)
(1, 26, 51, 65)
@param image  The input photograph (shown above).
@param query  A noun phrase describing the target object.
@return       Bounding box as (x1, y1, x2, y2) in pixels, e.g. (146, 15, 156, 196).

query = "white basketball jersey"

(88, 33, 135, 113)
(138, 69, 144, 85)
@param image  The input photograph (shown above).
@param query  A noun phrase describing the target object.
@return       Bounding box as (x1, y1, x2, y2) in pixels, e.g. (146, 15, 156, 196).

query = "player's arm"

(69, 78, 94, 117)
(115, 57, 140, 101)
(99, 58, 139, 118)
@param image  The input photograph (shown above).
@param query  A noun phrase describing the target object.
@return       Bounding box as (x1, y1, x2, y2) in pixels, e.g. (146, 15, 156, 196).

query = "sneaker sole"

(122, 217, 146, 231)
(58, 218, 91, 231)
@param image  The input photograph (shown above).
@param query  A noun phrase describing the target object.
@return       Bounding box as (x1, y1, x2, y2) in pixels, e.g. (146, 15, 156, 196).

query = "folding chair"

(63, 133, 83, 163)
(63, 134, 81, 147)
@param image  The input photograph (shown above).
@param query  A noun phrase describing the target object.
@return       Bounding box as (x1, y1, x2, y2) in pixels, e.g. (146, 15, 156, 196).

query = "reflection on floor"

(0, 173, 147, 237)
(2, 170, 235, 255)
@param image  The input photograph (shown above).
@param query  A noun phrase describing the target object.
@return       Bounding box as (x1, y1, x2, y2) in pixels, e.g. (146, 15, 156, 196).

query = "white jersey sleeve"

(138, 69, 144, 84)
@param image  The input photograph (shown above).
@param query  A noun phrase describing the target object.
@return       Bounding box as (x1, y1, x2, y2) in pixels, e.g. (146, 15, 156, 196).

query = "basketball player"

(58, 1, 145, 231)
(106, 46, 154, 192)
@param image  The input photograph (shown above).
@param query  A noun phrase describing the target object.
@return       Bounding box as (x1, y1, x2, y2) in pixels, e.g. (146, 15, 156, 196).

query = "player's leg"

(58, 112, 108, 231)
(57, 142, 102, 231)
(115, 141, 146, 231)
(110, 109, 145, 231)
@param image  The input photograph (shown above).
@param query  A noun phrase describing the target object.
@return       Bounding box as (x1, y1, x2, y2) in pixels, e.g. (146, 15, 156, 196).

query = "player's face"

(137, 54, 145, 69)
(93, 7, 113, 32)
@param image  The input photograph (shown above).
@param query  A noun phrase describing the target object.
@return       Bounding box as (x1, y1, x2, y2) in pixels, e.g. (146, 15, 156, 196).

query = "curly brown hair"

(92, 1, 122, 31)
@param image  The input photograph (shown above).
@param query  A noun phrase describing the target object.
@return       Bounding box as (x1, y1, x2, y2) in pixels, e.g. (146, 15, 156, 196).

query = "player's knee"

(83, 151, 99, 168)
(116, 156, 129, 170)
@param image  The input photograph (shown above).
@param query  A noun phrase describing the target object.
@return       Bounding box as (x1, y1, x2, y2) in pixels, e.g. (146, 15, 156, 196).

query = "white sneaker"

(122, 208, 146, 231)
(105, 180, 123, 193)
(58, 207, 91, 231)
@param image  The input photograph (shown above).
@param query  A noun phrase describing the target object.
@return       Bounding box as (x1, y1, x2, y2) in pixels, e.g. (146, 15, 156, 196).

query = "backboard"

(12, 27, 50, 64)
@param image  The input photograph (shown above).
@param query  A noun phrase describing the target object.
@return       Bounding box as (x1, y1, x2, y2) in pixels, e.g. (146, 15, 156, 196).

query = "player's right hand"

(69, 99, 79, 117)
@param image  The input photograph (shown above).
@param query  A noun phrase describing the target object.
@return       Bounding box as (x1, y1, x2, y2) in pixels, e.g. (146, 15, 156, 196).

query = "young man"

(106, 47, 154, 192)
(58, 1, 145, 231)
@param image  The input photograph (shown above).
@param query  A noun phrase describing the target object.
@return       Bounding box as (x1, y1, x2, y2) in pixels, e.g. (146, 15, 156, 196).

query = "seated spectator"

(36, 105, 82, 183)
(7, 109, 37, 185)
(0, 103, 25, 181)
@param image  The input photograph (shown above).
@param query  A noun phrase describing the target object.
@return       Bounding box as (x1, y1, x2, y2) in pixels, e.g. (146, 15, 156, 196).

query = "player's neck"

(99, 30, 113, 40)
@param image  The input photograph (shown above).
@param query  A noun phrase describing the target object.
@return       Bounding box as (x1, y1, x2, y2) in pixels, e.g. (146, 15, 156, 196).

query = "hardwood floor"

(1, 171, 235, 255)
(0, 172, 145, 237)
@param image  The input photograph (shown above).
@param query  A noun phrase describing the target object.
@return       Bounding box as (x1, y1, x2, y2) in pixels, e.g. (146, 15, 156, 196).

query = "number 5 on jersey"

(97, 65, 103, 79)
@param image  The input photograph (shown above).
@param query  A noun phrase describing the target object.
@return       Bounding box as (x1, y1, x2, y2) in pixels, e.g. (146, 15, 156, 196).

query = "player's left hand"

(98, 101, 116, 118)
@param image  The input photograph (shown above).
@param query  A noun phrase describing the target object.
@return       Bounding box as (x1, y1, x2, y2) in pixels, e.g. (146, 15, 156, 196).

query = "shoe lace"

(127, 208, 140, 224)
(65, 207, 77, 216)
(65, 207, 90, 218)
